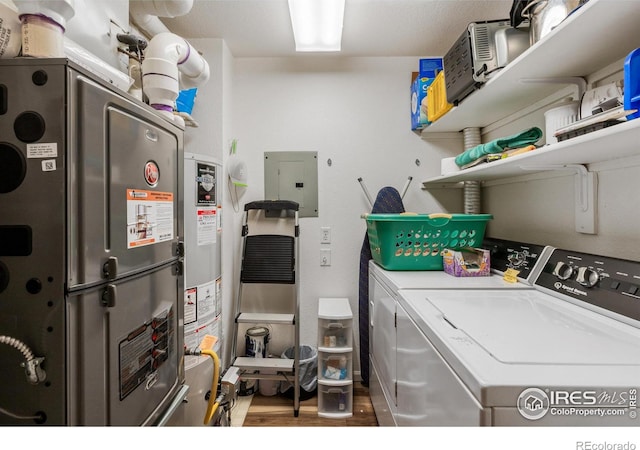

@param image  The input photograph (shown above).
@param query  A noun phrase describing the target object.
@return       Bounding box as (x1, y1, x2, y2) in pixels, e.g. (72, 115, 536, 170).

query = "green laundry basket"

(362, 213, 493, 270)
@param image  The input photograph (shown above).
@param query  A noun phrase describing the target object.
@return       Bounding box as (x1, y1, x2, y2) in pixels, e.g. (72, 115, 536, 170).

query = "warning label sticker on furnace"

(119, 307, 175, 400)
(127, 189, 174, 249)
(27, 142, 58, 159)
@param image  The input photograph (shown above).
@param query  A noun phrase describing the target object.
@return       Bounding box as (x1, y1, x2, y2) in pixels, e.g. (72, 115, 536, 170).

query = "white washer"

(368, 238, 552, 426)
(397, 248, 640, 426)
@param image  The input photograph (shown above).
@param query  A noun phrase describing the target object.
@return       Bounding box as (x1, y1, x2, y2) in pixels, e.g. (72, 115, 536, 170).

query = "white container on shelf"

(544, 98, 580, 144)
(440, 157, 459, 175)
(0, 2, 21, 58)
(20, 14, 64, 57)
(16, 0, 75, 58)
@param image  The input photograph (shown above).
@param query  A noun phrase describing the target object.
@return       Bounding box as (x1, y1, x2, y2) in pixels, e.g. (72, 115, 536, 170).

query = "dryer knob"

(553, 261, 573, 280)
(576, 267, 599, 288)
(508, 251, 526, 267)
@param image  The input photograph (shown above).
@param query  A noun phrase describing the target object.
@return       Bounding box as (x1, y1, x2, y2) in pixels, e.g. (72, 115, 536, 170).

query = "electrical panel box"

(264, 151, 318, 218)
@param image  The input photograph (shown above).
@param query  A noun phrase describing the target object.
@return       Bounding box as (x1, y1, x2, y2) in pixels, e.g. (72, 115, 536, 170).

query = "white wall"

(479, 61, 640, 262)
(182, 39, 226, 161)
(482, 157, 640, 261)
(65, 0, 129, 70)
(230, 56, 463, 373)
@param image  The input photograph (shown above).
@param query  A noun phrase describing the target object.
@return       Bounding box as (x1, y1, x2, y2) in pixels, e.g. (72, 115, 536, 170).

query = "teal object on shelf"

(454, 127, 543, 167)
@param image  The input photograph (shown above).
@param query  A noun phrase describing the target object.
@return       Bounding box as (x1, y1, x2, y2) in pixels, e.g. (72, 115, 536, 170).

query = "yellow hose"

(201, 349, 220, 425)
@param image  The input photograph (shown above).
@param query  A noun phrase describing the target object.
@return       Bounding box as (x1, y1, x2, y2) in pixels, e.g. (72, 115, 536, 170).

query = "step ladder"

(230, 200, 301, 416)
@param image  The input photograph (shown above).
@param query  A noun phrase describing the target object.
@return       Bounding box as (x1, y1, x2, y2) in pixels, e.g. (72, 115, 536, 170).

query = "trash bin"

(280, 345, 318, 400)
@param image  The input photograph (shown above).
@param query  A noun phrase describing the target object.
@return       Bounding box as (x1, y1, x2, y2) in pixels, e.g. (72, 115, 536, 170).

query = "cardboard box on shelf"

(410, 58, 443, 131)
(443, 247, 490, 277)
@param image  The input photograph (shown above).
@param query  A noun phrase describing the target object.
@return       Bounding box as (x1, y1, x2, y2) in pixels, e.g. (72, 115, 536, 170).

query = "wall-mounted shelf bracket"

(520, 164, 597, 234)
(519, 76, 587, 99)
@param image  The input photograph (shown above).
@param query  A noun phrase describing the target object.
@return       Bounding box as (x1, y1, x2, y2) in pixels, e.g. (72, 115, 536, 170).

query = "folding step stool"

(230, 200, 301, 416)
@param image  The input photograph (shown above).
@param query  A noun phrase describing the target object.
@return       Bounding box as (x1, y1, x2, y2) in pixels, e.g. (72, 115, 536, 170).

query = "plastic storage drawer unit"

(318, 384, 353, 417)
(317, 297, 353, 418)
(318, 318, 353, 349)
(319, 352, 352, 382)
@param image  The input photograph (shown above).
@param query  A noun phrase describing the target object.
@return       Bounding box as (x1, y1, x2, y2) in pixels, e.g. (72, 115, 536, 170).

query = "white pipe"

(131, 0, 208, 121)
(130, 0, 193, 38)
(130, 11, 169, 37)
(176, 45, 209, 89)
(14, 0, 75, 28)
(131, 0, 194, 18)
(141, 31, 210, 119)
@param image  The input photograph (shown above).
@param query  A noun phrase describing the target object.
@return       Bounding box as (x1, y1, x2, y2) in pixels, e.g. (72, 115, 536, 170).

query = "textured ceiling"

(161, 0, 515, 58)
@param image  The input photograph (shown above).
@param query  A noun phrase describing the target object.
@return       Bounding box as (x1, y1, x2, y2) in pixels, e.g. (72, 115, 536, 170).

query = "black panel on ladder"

(244, 200, 299, 212)
(241, 235, 295, 284)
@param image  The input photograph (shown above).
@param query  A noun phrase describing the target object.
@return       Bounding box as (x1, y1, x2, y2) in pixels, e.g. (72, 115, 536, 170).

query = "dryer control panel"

(536, 248, 640, 323)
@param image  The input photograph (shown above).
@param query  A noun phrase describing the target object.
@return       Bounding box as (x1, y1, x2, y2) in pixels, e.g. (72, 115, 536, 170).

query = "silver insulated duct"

(462, 127, 482, 214)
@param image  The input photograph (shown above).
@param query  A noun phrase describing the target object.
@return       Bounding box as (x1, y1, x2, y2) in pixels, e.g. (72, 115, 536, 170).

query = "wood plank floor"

(241, 384, 378, 427)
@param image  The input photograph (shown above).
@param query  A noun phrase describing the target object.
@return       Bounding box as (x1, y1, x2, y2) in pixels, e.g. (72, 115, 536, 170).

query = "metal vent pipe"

(462, 127, 482, 214)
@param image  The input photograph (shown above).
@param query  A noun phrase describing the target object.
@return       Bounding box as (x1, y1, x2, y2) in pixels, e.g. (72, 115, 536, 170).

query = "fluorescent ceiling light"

(288, 0, 345, 52)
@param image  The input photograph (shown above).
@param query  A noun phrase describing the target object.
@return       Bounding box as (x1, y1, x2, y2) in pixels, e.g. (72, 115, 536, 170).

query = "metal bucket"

(521, 0, 584, 45)
(245, 326, 269, 358)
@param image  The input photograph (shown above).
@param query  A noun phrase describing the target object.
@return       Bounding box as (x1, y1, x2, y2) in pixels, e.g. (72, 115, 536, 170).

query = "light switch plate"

(320, 248, 331, 266)
(321, 227, 331, 244)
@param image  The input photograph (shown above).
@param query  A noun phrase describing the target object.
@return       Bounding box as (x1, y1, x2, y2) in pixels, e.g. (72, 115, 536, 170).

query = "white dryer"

(368, 238, 551, 426)
(397, 247, 640, 426)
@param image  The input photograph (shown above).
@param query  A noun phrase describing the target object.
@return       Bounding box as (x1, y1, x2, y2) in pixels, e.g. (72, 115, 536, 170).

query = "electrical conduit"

(0, 335, 45, 384)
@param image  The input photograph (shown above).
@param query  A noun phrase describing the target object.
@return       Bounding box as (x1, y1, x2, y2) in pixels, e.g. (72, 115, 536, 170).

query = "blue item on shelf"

(176, 87, 197, 114)
(411, 58, 443, 131)
(624, 48, 640, 120)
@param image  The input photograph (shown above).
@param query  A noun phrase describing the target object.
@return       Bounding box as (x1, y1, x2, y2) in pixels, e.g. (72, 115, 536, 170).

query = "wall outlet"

(321, 226, 331, 244)
(320, 248, 331, 266)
